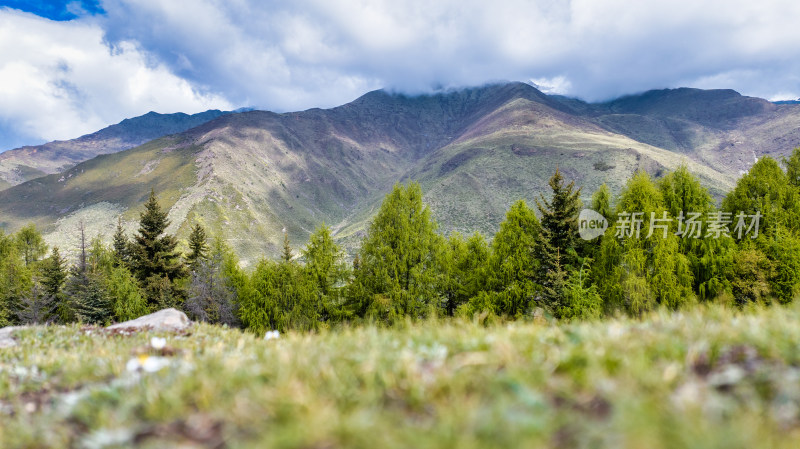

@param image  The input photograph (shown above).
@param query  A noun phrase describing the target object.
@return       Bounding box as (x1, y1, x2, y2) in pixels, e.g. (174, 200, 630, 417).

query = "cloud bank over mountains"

(2, 0, 800, 150)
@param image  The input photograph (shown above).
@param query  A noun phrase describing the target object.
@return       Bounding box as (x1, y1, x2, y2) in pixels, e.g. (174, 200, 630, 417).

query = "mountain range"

(0, 110, 231, 189)
(1, 82, 799, 265)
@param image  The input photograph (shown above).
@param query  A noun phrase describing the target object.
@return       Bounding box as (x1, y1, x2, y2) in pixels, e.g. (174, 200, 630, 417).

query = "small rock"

(0, 326, 25, 348)
(107, 308, 191, 332)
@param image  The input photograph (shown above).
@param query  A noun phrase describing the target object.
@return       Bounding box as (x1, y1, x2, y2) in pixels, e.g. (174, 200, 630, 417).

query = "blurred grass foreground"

(4, 303, 800, 448)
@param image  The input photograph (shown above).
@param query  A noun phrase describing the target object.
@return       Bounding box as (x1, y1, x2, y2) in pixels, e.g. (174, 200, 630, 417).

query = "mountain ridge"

(1, 82, 799, 265)
(0, 109, 232, 189)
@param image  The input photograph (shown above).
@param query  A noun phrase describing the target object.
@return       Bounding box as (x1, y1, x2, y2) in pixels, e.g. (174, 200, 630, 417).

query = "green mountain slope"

(0, 82, 798, 265)
(0, 110, 231, 189)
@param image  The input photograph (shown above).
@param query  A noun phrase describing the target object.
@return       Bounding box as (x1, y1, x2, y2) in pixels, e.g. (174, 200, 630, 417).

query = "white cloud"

(95, 0, 800, 106)
(0, 8, 231, 150)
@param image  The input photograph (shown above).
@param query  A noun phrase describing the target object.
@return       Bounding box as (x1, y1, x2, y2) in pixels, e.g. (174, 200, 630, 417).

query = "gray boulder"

(107, 308, 191, 332)
(0, 326, 24, 348)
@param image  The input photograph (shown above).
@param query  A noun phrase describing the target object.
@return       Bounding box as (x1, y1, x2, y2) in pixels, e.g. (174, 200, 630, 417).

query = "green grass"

(4, 304, 800, 448)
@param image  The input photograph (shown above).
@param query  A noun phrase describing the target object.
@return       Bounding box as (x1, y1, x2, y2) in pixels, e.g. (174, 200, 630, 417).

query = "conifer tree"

(591, 183, 613, 220)
(302, 224, 349, 321)
(240, 258, 319, 333)
(536, 168, 582, 270)
(26, 247, 69, 323)
(16, 282, 57, 324)
(783, 147, 800, 188)
(130, 190, 186, 305)
(439, 232, 490, 316)
(580, 183, 614, 262)
(112, 217, 130, 267)
(15, 224, 47, 267)
(351, 182, 444, 320)
(66, 267, 112, 324)
(65, 224, 112, 324)
(40, 247, 67, 300)
(107, 264, 149, 322)
(186, 223, 209, 271)
(659, 164, 714, 219)
(723, 157, 800, 237)
(282, 228, 294, 263)
(540, 249, 568, 316)
(730, 247, 773, 305)
(185, 246, 240, 326)
(468, 200, 540, 318)
(1, 228, 34, 323)
(559, 260, 603, 321)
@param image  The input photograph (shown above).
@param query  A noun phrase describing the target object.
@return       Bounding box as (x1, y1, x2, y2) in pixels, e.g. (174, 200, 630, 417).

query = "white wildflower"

(150, 337, 167, 350)
(265, 330, 280, 340)
(126, 355, 170, 373)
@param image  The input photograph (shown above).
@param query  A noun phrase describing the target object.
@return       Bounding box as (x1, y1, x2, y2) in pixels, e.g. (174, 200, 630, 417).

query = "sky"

(1, 0, 800, 151)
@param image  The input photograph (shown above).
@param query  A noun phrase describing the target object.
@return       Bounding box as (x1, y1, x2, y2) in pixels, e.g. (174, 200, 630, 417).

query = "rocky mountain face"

(1, 82, 799, 265)
(0, 110, 231, 189)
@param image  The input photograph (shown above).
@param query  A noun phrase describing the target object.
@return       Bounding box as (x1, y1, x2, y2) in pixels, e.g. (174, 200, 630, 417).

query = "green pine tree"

(240, 258, 319, 333)
(40, 247, 67, 299)
(186, 223, 209, 271)
(540, 249, 569, 317)
(282, 229, 294, 263)
(64, 222, 112, 324)
(536, 168, 582, 271)
(112, 217, 130, 267)
(723, 157, 800, 237)
(130, 190, 186, 306)
(66, 266, 113, 325)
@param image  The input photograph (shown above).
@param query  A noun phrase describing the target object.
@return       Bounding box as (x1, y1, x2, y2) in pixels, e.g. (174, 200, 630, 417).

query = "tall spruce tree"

(186, 223, 209, 271)
(65, 266, 112, 324)
(282, 229, 294, 263)
(65, 223, 112, 324)
(536, 168, 582, 270)
(540, 248, 569, 317)
(40, 247, 67, 300)
(535, 169, 582, 312)
(130, 190, 186, 305)
(112, 218, 130, 267)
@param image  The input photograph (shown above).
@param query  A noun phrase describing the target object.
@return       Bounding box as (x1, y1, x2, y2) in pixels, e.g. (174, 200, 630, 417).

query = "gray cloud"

(96, 0, 800, 107)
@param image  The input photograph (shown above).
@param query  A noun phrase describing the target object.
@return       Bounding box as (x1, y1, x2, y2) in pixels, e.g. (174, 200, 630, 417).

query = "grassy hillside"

(3, 304, 800, 448)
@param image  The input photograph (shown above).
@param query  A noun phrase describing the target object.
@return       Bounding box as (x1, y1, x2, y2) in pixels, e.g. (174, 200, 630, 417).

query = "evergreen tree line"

(3, 149, 800, 331)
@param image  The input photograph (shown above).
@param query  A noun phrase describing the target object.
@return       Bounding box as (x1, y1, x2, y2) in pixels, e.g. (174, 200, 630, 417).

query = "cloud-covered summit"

(2, 0, 800, 150)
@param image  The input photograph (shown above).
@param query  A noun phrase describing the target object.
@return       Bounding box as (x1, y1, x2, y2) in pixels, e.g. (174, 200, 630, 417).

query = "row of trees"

(3, 149, 800, 331)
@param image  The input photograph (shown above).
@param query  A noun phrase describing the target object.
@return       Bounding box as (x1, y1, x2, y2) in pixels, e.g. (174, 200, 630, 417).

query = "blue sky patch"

(0, 0, 104, 21)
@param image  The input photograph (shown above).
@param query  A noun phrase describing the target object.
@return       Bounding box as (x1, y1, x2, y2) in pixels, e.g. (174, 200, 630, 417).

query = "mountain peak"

(603, 86, 775, 127)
